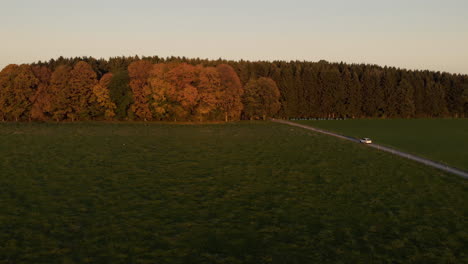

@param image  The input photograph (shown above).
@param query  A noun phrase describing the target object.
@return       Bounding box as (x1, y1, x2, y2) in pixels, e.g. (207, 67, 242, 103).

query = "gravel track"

(272, 119, 468, 179)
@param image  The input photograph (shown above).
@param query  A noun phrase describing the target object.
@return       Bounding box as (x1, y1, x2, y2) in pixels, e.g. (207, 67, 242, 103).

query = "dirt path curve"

(272, 119, 468, 179)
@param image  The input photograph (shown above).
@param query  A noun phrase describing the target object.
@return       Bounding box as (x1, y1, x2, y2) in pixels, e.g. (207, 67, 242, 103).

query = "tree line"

(0, 59, 280, 122)
(0, 55, 466, 121)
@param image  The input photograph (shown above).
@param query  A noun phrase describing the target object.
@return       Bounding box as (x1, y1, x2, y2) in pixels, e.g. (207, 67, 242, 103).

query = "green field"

(295, 119, 468, 171)
(0, 122, 467, 264)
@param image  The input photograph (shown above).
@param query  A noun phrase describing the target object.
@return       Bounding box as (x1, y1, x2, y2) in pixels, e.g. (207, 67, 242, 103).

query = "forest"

(0, 55, 467, 122)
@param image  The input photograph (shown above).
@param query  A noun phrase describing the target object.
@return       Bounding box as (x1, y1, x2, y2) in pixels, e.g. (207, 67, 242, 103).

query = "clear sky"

(1, 0, 467, 74)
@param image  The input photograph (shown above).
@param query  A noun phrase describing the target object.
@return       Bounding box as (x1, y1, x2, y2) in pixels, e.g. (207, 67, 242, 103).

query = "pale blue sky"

(1, 0, 467, 74)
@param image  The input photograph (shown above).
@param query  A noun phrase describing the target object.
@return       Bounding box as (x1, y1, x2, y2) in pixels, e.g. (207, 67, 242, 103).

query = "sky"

(1, 0, 467, 74)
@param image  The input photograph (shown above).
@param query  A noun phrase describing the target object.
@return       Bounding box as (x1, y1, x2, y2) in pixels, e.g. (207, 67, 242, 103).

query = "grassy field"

(0, 122, 467, 264)
(295, 119, 468, 171)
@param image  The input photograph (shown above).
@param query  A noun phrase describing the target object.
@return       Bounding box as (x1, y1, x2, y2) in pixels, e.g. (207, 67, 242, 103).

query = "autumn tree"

(0, 64, 20, 121)
(48, 65, 72, 121)
(166, 63, 198, 121)
(196, 66, 222, 121)
(3, 56, 467, 121)
(242, 77, 281, 120)
(147, 64, 176, 120)
(176, 84, 198, 120)
(92, 73, 117, 120)
(0, 65, 39, 121)
(30, 66, 52, 121)
(128, 60, 153, 120)
(67, 61, 99, 121)
(217, 64, 243, 121)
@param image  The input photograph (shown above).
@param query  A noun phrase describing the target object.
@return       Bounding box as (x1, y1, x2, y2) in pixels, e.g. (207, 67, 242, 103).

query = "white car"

(360, 138, 372, 144)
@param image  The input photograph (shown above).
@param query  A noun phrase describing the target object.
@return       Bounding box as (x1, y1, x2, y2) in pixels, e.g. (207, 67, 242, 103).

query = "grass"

(295, 119, 468, 171)
(0, 122, 467, 264)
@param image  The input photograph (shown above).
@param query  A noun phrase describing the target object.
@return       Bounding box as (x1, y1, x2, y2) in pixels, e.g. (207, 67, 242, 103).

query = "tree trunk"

(225, 112, 228, 122)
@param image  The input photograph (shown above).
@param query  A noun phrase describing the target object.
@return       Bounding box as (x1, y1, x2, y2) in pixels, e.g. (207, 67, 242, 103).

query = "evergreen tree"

(109, 69, 133, 120)
(302, 65, 320, 117)
(396, 79, 415, 118)
(343, 69, 362, 118)
(462, 81, 468, 117)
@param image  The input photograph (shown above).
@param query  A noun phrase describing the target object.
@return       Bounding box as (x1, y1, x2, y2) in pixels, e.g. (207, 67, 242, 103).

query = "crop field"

(0, 122, 467, 264)
(295, 119, 468, 171)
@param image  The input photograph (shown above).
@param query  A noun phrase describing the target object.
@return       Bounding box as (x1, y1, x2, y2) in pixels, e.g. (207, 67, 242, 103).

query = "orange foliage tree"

(49, 65, 72, 121)
(67, 61, 98, 121)
(128, 60, 153, 120)
(217, 64, 243, 121)
(0, 65, 20, 121)
(147, 64, 176, 120)
(197, 66, 222, 121)
(165, 63, 199, 121)
(0, 59, 251, 122)
(0, 64, 39, 121)
(30, 66, 52, 121)
(92, 73, 117, 120)
(127, 61, 247, 122)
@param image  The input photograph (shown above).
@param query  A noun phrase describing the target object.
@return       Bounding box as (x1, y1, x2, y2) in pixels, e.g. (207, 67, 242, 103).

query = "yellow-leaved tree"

(92, 73, 117, 120)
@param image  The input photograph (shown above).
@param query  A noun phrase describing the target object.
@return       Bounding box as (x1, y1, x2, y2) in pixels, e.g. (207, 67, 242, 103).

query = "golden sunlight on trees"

(166, 63, 198, 120)
(68, 61, 98, 121)
(217, 64, 244, 122)
(0, 65, 39, 121)
(125, 62, 247, 122)
(128, 60, 153, 121)
(147, 64, 173, 120)
(197, 66, 222, 121)
(92, 73, 117, 120)
(3, 56, 465, 121)
(49, 65, 72, 121)
(0, 65, 19, 121)
(30, 66, 52, 121)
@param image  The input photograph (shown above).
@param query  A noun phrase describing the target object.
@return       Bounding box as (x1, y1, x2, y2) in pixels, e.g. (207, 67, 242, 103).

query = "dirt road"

(272, 119, 468, 179)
